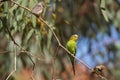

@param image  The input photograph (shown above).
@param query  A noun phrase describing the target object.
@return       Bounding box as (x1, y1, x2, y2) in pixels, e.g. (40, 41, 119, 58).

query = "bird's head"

(70, 34, 78, 41)
(37, 1, 45, 8)
(95, 65, 105, 71)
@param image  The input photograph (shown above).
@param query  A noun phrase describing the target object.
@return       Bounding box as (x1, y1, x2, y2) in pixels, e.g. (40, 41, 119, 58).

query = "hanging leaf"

(31, 15, 36, 27)
(24, 28, 34, 44)
(100, 0, 109, 22)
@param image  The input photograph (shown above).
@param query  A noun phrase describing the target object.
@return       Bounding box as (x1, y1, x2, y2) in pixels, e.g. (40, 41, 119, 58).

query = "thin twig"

(6, 43, 16, 80)
(30, 76, 35, 80)
(98, 75, 108, 80)
(27, 54, 35, 80)
(6, 23, 19, 47)
(39, 17, 61, 45)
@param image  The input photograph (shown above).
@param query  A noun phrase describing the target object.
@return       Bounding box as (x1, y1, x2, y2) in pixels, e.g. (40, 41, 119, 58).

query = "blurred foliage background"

(0, 0, 120, 80)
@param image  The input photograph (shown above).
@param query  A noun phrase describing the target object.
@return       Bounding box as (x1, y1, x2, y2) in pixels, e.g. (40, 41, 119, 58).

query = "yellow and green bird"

(66, 34, 78, 75)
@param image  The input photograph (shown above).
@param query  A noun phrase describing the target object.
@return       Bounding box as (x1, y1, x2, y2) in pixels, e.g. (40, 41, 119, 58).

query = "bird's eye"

(98, 68, 102, 71)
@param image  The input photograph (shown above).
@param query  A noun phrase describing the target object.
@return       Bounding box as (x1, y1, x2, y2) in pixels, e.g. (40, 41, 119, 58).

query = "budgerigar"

(66, 34, 78, 75)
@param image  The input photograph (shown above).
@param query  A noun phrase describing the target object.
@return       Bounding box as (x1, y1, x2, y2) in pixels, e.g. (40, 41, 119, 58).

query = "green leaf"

(101, 9, 109, 22)
(100, 0, 109, 22)
(47, 30, 52, 49)
(0, 19, 3, 29)
(31, 15, 36, 27)
(24, 29, 34, 44)
(21, 0, 28, 7)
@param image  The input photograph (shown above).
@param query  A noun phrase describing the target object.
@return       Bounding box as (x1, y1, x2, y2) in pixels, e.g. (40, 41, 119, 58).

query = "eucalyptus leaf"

(100, 0, 109, 22)
(47, 30, 52, 49)
(0, 20, 3, 29)
(9, 0, 22, 14)
(43, 46, 51, 64)
(101, 9, 109, 22)
(31, 15, 36, 27)
(3, 2, 8, 12)
(24, 29, 34, 44)
(21, 0, 28, 7)
(9, 5, 18, 14)
(29, 0, 37, 9)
